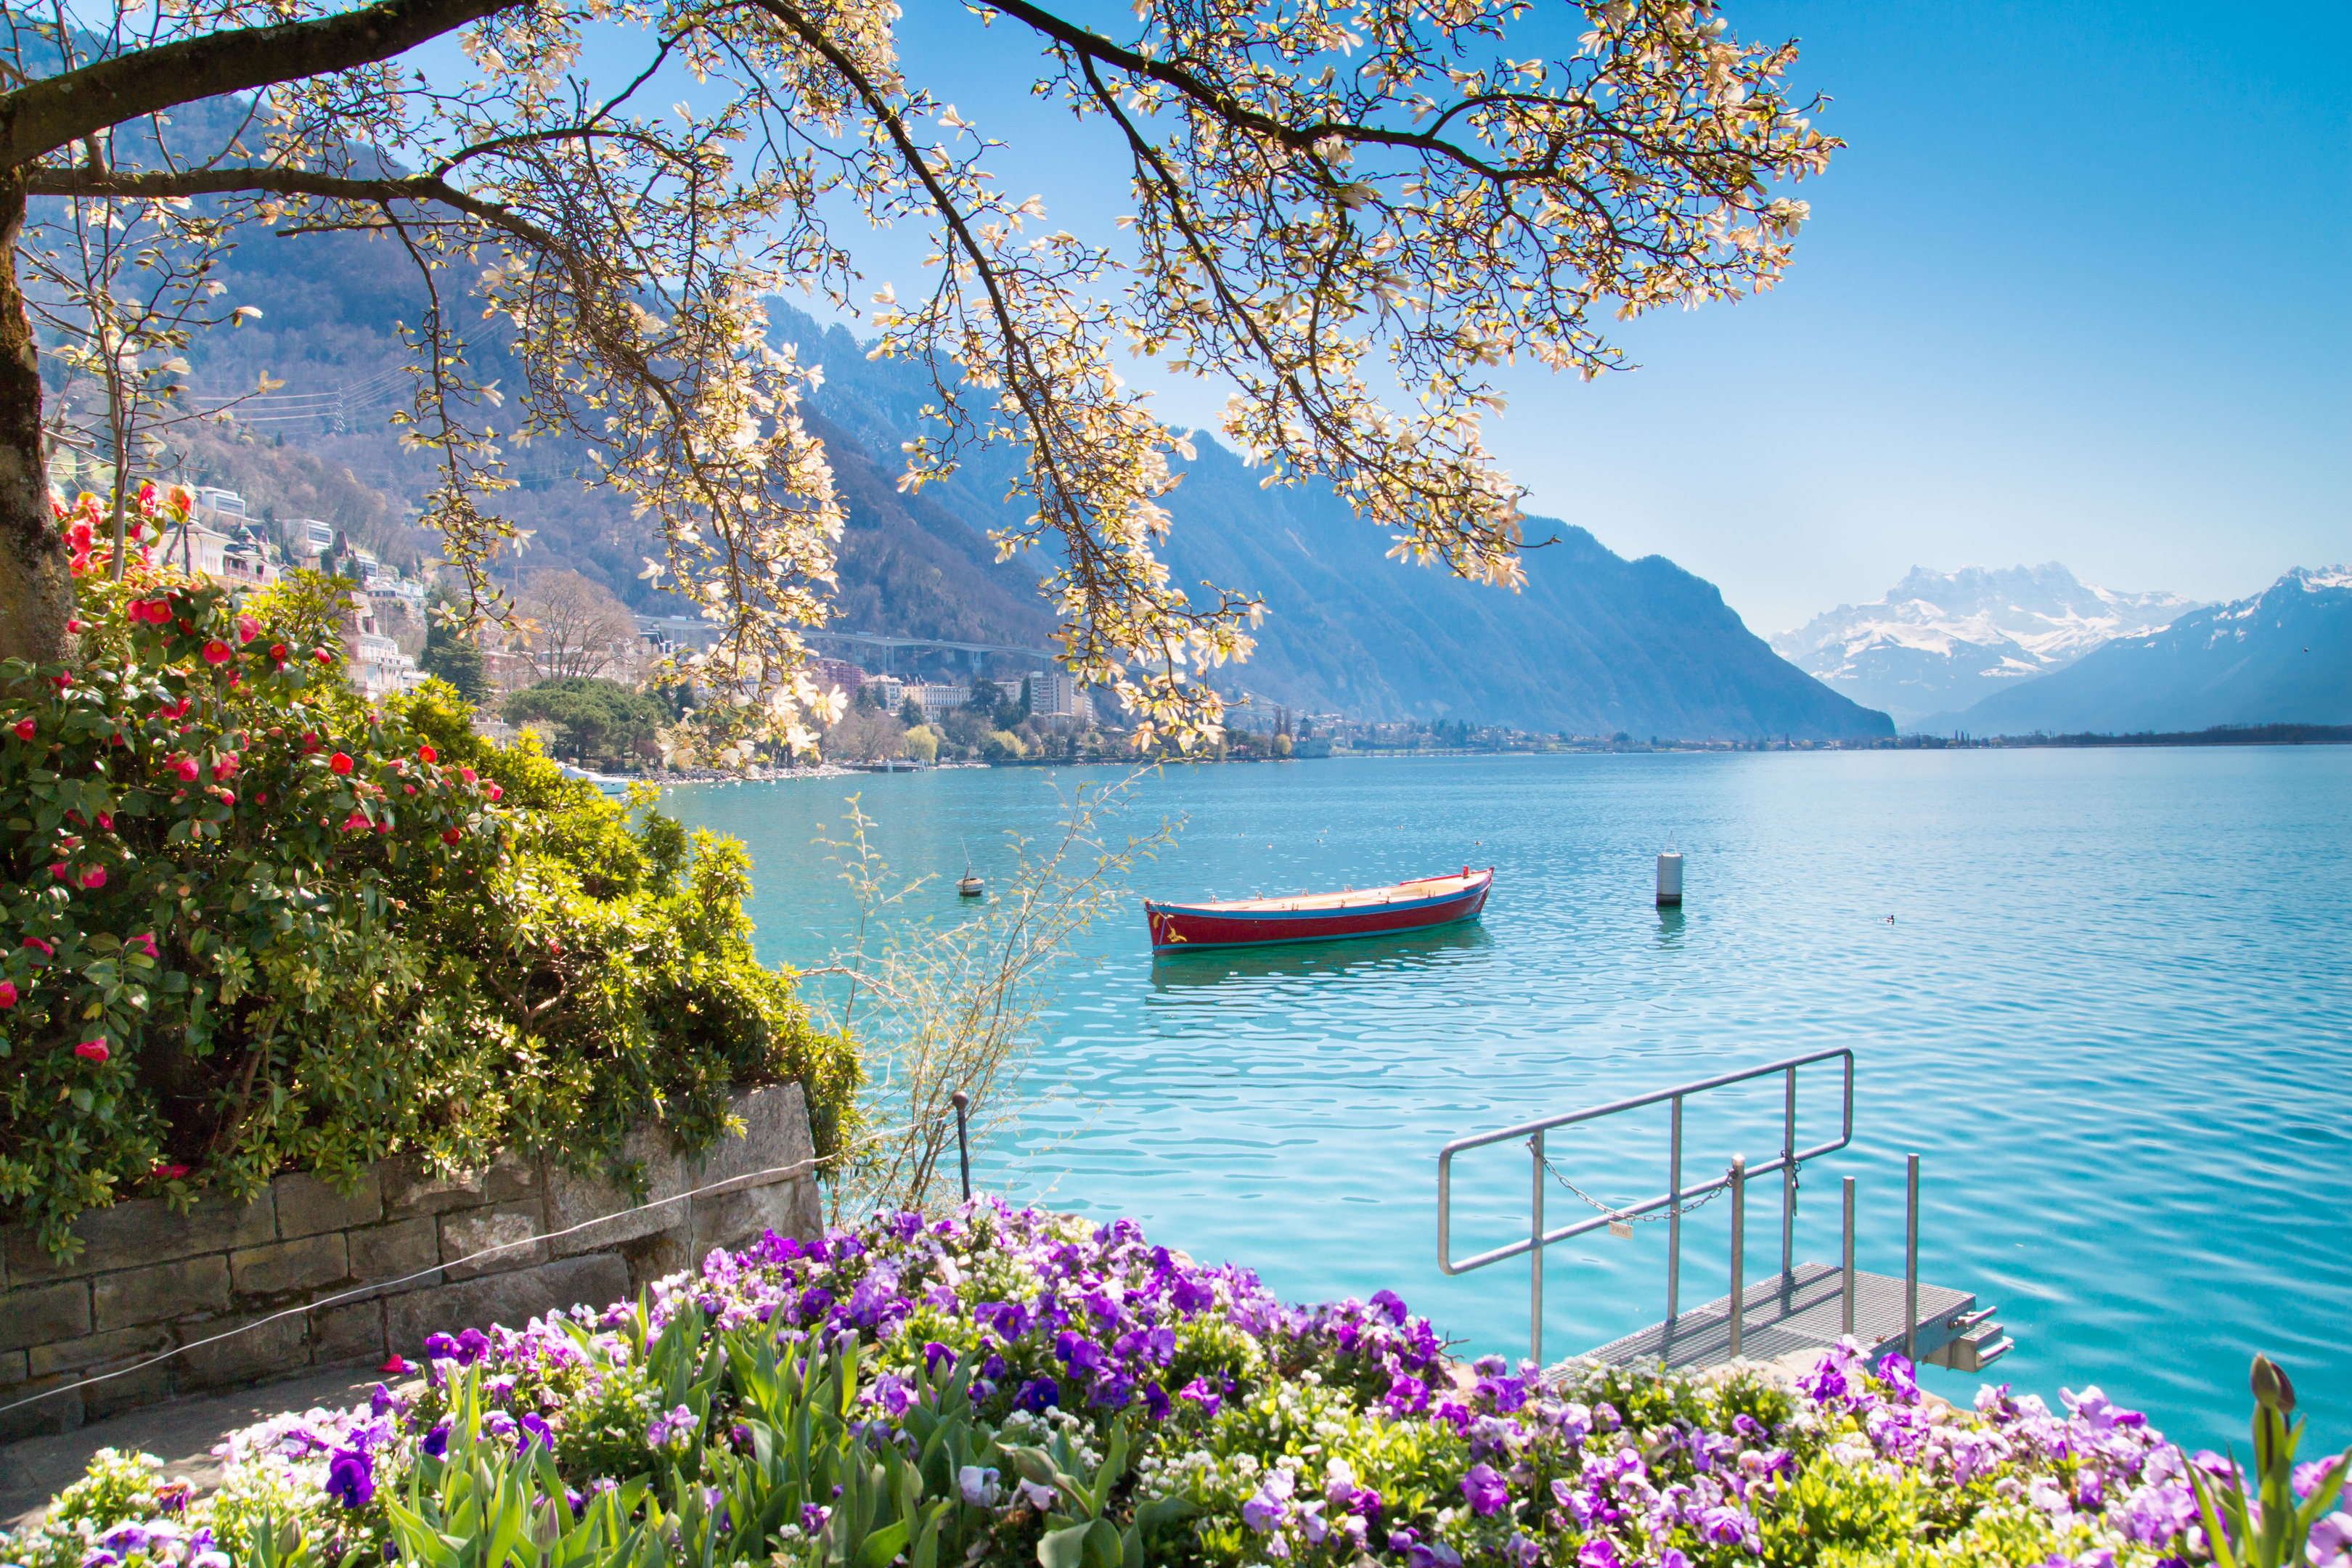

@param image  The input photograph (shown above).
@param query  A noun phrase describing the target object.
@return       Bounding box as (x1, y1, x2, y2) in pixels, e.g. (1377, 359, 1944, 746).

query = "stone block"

(232, 1234, 351, 1297)
(172, 1309, 311, 1390)
(3, 1194, 273, 1283)
(28, 1322, 172, 1379)
(383, 1152, 541, 1217)
(0, 1282, 92, 1352)
(693, 1084, 815, 1192)
(272, 1169, 383, 1239)
(0, 1373, 81, 1440)
(440, 1204, 544, 1281)
(385, 1254, 629, 1352)
(690, 1180, 815, 1257)
(310, 1299, 387, 1365)
(545, 1122, 688, 1258)
(84, 1363, 179, 1421)
(0, 1349, 21, 1384)
(619, 1230, 693, 1297)
(348, 1218, 441, 1291)
(92, 1256, 229, 1332)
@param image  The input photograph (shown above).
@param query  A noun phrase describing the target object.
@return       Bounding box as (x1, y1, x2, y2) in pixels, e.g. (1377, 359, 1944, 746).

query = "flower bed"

(4, 1201, 2345, 1568)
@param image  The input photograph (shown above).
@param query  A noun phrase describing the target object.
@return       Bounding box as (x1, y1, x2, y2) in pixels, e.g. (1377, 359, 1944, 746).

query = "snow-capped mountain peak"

(1771, 563, 2202, 727)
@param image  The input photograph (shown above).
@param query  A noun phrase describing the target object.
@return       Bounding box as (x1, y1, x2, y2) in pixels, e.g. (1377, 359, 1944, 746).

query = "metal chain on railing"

(1534, 1144, 1733, 1227)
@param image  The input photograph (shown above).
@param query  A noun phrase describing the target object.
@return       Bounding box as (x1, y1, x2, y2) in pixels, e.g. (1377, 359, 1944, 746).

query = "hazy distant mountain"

(772, 306, 1892, 741)
(1771, 564, 2200, 727)
(1948, 567, 2352, 735)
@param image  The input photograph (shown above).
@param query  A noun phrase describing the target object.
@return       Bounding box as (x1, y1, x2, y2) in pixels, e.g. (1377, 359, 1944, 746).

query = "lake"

(661, 746, 2352, 1452)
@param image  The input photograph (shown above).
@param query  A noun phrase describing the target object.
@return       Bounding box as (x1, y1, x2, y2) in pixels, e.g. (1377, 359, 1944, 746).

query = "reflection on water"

(1148, 922, 1495, 990)
(1653, 907, 1686, 950)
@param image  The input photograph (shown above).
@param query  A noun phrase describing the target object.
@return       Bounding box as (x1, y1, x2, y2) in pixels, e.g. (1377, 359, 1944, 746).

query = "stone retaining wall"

(0, 1084, 820, 1440)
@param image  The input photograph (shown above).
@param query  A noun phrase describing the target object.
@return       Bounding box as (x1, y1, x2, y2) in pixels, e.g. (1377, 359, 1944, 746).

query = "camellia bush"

(0, 491, 856, 1259)
(6, 1200, 2347, 1568)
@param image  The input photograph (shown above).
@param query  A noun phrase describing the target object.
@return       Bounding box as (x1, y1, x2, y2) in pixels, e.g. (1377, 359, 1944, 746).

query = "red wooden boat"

(1144, 867, 1494, 952)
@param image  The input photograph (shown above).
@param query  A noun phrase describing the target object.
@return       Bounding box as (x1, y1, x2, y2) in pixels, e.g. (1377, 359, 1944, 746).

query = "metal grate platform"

(1575, 1262, 1975, 1371)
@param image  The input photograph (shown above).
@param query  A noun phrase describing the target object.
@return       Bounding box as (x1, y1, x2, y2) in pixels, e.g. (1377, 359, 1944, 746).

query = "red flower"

(313, 648, 334, 665)
(0, 980, 15, 1008)
(9, 717, 31, 741)
(75, 1039, 110, 1064)
(330, 751, 354, 775)
(343, 810, 371, 833)
(441, 828, 462, 845)
(49, 863, 68, 880)
(129, 933, 159, 958)
(375, 820, 391, 835)
(22, 936, 52, 958)
(418, 745, 437, 764)
(303, 732, 322, 753)
(270, 644, 287, 662)
(152, 1161, 189, 1180)
(213, 754, 239, 780)
(160, 698, 192, 721)
(460, 767, 478, 784)
(486, 783, 503, 801)
(67, 618, 86, 634)
(78, 866, 106, 890)
(216, 788, 236, 806)
(172, 755, 200, 782)
(235, 614, 261, 645)
(202, 640, 232, 665)
(97, 812, 114, 830)
(403, 784, 417, 796)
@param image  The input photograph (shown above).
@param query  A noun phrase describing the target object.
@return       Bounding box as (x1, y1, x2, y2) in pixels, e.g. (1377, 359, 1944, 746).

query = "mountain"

(123, 218, 1888, 738)
(768, 308, 1891, 741)
(1945, 568, 2352, 735)
(1771, 564, 2202, 727)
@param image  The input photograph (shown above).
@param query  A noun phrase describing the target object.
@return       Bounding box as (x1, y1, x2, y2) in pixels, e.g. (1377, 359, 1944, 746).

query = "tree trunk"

(0, 175, 70, 671)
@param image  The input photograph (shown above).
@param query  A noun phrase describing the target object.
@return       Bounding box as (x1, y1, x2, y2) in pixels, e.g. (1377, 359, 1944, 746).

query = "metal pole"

(1781, 1066, 1797, 1276)
(1728, 1155, 1747, 1359)
(1842, 1177, 1856, 1336)
(951, 1090, 972, 1203)
(1904, 1153, 1920, 1364)
(1667, 1096, 1683, 1322)
(1530, 1130, 1546, 1366)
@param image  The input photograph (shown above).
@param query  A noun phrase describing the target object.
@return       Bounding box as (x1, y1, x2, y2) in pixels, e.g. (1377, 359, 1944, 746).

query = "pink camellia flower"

(486, 783, 503, 801)
(137, 481, 159, 516)
(418, 745, 438, 764)
(160, 697, 192, 721)
(172, 755, 200, 782)
(330, 751, 354, 775)
(67, 618, 86, 634)
(96, 812, 114, 830)
(168, 483, 193, 512)
(213, 754, 239, 780)
(78, 866, 106, 889)
(152, 1161, 189, 1180)
(66, 518, 94, 551)
(9, 717, 32, 741)
(202, 640, 233, 665)
(216, 788, 236, 806)
(313, 648, 334, 666)
(403, 784, 417, 796)
(130, 933, 159, 958)
(460, 767, 478, 784)
(441, 828, 462, 846)
(75, 1039, 110, 1063)
(269, 644, 287, 663)
(49, 863, 69, 880)
(375, 820, 391, 835)
(235, 614, 261, 645)
(343, 810, 371, 833)
(23, 936, 53, 957)
(0, 980, 16, 1008)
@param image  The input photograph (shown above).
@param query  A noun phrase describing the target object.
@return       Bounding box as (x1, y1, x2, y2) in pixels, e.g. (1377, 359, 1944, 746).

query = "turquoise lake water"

(661, 748, 2352, 1453)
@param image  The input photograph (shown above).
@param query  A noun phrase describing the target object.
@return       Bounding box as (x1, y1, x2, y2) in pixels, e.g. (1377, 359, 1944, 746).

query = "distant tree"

(1273, 732, 1293, 759)
(898, 696, 926, 730)
(419, 592, 490, 703)
(823, 706, 907, 762)
(852, 682, 883, 714)
(967, 679, 1004, 716)
(502, 677, 661, 767)
(902, 725, 939, 764)
(518, 571, 637, 682)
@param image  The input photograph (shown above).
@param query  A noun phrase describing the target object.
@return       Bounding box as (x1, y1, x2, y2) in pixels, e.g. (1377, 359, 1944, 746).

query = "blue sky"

(431, 0, 2351, 632)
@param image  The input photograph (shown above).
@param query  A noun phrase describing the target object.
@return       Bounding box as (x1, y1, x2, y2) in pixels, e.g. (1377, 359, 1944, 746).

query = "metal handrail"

(1436, 1048, 1855, 1362)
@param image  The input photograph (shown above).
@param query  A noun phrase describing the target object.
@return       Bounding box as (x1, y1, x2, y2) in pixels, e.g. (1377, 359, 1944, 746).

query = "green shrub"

(0, 497, 857, 1259)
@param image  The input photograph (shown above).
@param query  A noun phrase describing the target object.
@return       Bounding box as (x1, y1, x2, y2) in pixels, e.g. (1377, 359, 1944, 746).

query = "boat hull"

(1145, 873, 1491, 952)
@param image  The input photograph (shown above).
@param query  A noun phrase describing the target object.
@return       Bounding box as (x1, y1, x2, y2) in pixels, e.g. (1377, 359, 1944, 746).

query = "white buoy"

(1656, 850, 1684, 907)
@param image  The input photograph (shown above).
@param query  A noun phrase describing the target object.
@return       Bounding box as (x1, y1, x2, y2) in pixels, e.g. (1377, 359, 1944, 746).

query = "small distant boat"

(957, 839, 984, 899)
(1145, 867, 1494, 952)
